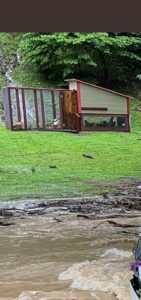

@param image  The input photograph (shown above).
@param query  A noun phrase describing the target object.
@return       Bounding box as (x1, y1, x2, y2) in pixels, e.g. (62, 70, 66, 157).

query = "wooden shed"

(65, 79, 132, 132)
(2, 79, 132, 132)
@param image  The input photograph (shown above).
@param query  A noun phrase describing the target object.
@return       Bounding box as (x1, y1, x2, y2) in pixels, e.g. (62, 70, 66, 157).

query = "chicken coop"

(65, 79, 132, 132)
(2, 79, 132, 132)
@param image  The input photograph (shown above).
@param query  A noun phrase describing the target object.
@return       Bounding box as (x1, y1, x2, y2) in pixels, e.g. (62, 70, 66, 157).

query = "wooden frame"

(76, 81, 82, 130)
(2, 84, 131, 133)
(126, 97, 130, 114)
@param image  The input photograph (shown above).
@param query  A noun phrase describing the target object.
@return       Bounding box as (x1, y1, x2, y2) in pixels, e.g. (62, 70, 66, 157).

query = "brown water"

(0, 205, 138, 300)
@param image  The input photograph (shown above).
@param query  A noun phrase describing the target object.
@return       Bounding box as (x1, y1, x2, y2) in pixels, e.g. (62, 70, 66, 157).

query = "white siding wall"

(80, 83, 127, 114)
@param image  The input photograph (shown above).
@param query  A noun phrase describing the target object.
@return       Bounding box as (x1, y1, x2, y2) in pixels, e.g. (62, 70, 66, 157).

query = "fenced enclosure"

(3, 87, 66, 130)
(2, 87, 79, 132)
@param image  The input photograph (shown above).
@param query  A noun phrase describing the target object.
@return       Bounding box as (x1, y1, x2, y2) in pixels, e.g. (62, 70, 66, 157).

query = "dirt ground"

(0, 177, 141, 226)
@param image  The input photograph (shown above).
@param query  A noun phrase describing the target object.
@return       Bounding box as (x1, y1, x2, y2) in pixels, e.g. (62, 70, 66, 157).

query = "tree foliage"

(19, 32, 141, 88)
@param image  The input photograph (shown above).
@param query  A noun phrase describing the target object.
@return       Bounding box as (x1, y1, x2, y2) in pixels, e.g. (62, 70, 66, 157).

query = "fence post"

(33, 89, 39, 129)
(15, 89, 21, 123)
(21, 89, 27, 129)
(51, 91, 57, 120)
(40, 90, 46, 129)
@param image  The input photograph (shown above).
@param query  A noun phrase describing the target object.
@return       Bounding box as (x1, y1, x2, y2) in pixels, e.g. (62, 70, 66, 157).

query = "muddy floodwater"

(0, 189, 141, 300)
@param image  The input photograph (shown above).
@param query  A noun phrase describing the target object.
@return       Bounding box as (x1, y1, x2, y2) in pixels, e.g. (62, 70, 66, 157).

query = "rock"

(31, 167, 35, 173)
(102, 193, 109, 199)
(37, 202, 48, 208)
(69, 205, 82, 212)
(46, 206, 68, 212)
(108, 220, 139, 228)
(49, 165, 57, 168)
(77, 214, 90, 219)
(59, 206, 68, 211)
(82, 154, 94, 159)
(0, 220, 15, 226)
(27, 208, 46, 215)
(0, 209, 13, 217)
(121, 190, 129, 195)
(53, 217, 62, 222)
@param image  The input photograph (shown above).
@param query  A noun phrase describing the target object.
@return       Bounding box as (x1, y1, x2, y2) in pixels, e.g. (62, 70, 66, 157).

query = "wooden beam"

(82, 107, 108, 111)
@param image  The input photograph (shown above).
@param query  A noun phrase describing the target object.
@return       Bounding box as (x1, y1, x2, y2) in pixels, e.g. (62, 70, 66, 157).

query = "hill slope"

(0, 33, 141, 200)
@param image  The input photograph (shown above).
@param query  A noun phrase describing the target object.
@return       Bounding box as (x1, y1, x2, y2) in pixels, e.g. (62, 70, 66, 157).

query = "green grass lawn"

(0, 98, 141, 200)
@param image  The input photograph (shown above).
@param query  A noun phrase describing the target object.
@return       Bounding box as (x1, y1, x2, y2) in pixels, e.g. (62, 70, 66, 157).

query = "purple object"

(131, 260, 141, 270)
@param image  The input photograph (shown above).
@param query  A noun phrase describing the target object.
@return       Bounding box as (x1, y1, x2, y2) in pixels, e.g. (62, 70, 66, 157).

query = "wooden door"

(61, 90, 80, 131)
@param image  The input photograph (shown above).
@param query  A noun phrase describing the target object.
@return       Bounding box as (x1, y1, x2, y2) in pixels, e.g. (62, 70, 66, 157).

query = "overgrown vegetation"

(12, 65, 53, 88)
(0, 33, 19, 82)
(131, 98, 141, 131)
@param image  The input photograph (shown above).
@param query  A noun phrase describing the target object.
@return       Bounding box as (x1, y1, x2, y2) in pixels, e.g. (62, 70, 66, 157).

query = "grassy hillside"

(0, 97, 140, 200)
(0, 32, 141, 200)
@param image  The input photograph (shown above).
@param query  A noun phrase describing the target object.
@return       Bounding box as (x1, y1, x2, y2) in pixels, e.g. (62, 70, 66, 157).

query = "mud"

(1, 180, 141, 225)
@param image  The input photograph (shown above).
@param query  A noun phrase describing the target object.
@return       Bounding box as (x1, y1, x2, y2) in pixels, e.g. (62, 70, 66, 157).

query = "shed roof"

(65, 78, 133, 99)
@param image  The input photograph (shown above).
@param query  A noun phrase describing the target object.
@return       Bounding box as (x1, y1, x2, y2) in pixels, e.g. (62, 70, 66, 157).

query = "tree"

(19, 32, 141, 88)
